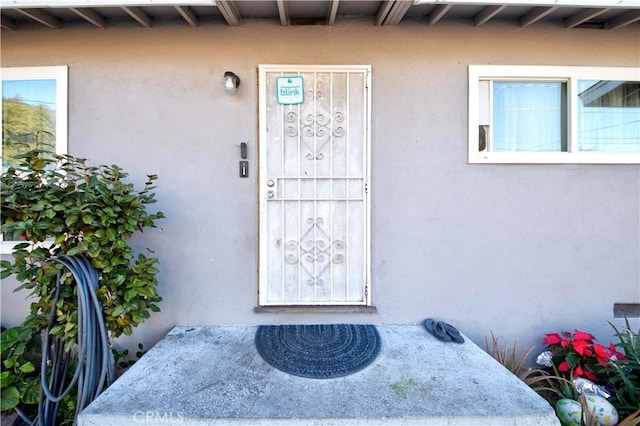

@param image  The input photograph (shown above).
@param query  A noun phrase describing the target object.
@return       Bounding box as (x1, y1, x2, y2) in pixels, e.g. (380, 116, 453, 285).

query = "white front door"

(258, 65, 371, 306)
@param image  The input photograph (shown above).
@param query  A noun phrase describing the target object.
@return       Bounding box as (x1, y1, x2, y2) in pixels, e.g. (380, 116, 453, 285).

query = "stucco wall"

(2, 20, 639, 356)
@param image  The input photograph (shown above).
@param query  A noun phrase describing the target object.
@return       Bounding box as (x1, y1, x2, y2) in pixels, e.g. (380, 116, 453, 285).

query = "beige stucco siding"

(2, 20, 639, 353)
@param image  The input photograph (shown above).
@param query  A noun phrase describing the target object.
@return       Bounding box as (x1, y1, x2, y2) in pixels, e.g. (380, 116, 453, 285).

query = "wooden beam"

(1, 15, 16, 30)
(276, 0, 289, 26)
(519, 6, 558, 27)
(383, 0, 412, 25)
(175, 5, 198, 26)
(565, 8, 608, 28)
(122, 6, 151, 27)
(428, 4, 452, 26)
(217, 0, 241, 26)
(70, 7, 105, 28)
(474, 5, 506, 26)
(16, 8, 59, 29)
(606, 9, 640, 29)
(327, 0, 340, 26)
(375, 0, 394, 25)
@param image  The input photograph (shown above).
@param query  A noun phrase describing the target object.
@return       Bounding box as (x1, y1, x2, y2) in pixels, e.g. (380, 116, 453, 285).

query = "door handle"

(266, 179, 276, 199)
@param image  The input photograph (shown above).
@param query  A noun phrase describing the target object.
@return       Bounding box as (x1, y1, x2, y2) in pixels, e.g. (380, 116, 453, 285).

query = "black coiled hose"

(17, 255, 115, 426)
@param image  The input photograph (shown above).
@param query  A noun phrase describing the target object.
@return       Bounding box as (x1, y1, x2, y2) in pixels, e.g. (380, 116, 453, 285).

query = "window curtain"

(492, 82, 565, 152)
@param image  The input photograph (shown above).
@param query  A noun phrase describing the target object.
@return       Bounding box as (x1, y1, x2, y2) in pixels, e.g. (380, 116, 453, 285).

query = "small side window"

(1, 66, 68, 253)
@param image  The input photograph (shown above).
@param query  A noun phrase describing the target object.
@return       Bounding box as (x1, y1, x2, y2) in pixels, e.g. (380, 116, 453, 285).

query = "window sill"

(254, 305, 377, 314)
(468, 152, 640, 164)
(614, 303, 640, 318)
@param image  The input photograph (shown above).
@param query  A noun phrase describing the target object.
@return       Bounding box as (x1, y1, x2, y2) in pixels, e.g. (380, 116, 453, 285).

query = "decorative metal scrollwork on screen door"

(285, 96, 345, 160)
(283, 217, 345, 286)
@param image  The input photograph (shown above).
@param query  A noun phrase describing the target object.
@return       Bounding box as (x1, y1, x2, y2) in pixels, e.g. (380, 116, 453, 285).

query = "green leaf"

(66, 246, 85, 256)
(111, 305, 126, 317)
(13, 342, 26, 357)
(0, 386, 20, 411)
(19, 361, 35, 374)
(0, 328, 20, 352)
(53, 203, 69, 211)
(0, 371, 14, 387)
(124, 289, 137, 302)
(64, 322, 75, 334)
(65, 215, 79, 227)
(131, 312, 146, 323)
(566, 353, 580, 367)
(113, 274, 126, 286)
(22, 381, 41, 405)
(31, 202, 46, 211)
(49, 324, 64, 335)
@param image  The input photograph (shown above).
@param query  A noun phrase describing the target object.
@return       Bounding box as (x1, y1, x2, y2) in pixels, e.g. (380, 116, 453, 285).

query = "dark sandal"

(443, 322, 465, 343)
(424, 318, 452, 342)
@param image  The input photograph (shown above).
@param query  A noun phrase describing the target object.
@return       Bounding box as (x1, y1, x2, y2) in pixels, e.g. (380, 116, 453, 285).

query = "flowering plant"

(536, 330, 625, 384)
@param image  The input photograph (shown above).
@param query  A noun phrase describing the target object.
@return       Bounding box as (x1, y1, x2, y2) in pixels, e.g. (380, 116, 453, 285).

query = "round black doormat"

(255, 324, 381, 379)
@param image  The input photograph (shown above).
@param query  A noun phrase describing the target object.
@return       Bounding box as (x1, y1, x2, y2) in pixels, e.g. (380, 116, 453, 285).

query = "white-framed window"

(1, 65, 68, 254)
(468, 65, 640, 164)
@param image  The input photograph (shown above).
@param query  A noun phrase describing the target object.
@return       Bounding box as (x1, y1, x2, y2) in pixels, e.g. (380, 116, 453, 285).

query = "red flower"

(541, 329, 621, 385)
(572, 366, 599, 381)
(573, 330, 594, 342)
(594, 344, 610, 364)
(573, 339, 590, 356)
(607, 343, 625, 360)
(543, 333, 562, 345)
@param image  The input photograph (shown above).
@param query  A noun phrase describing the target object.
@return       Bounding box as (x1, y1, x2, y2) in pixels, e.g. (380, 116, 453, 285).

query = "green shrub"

(1, 149, 164, 346)
(1, 149, 165, 421)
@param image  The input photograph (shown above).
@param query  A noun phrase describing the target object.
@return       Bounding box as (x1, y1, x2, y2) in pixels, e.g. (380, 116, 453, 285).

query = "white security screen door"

(259, 65, 371, 306)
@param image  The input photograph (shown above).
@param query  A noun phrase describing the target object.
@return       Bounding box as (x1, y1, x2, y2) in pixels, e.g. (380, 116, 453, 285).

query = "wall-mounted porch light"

(224, 71, 240, 95)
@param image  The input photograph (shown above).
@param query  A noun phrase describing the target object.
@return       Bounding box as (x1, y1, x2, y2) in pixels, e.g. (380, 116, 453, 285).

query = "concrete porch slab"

(78, 325, 559, 426)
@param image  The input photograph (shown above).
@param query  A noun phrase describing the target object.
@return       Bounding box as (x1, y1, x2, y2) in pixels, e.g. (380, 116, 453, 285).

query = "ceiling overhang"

(1, 0, 638, 30)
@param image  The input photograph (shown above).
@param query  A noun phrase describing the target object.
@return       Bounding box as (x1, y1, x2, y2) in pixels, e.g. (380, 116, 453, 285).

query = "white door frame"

(258, 64, 372, 306)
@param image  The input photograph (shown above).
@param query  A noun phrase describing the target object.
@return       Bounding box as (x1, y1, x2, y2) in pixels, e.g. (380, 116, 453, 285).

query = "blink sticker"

(276, 76, 304, 105)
